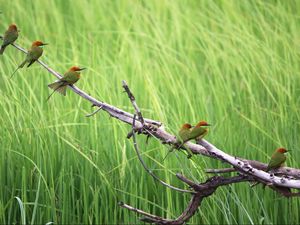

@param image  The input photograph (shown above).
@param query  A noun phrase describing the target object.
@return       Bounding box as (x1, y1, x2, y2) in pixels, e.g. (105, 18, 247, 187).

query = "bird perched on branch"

(46, 66, 86, 101)
(183, 120, 210, 158)
(164, 120, 210, 160)
(0, 24, 19, 55)
(266, 147, 289, 171)
(251, 147, 289, 187)
(11, 40, 48, 78)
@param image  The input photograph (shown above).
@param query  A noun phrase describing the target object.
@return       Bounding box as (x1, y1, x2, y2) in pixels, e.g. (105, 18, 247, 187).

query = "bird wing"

(266, 153, 286, 171)
(189, 127, 206, 140)
(178, 129, 191, 142)
(61, 71, 79, 85)
(27, 59, 37, 68)
(48, 80, 67, 96)
(27, 46, 43, 62)
(2, 30, 18, 46)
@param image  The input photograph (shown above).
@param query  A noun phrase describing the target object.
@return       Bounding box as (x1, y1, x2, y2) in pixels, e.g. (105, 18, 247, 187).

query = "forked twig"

(122, 80, 145, 125)
(120, 173, 251, 224)
(131, 114, 193, 194)
(85, 105, 103, 117)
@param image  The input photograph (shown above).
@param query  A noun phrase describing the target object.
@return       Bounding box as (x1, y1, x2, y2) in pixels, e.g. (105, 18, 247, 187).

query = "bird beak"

(42, 43, 48, 46)
(205, 124, 211, 126)
(79, 68, 86, 71)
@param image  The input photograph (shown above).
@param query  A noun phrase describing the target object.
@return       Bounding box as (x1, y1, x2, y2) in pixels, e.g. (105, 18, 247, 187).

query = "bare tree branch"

(122, 80, 145, 125)
(7, 43, 300, 185)
(9, 43, 161, 128)
(120, 174, 251, 225)
(5, 41, 300, 224)
(199, 139, 300, 188)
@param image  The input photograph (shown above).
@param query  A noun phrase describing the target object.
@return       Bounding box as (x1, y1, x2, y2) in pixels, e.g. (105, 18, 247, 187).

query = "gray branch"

(8, 41, 300, 186)
(119, 174, 250, 225)
(5, 41, 300, 225)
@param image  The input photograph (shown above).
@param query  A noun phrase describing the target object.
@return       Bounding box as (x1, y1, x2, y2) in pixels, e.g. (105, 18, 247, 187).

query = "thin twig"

(122, 80, 145, 125)
(131, 115, 194, 194)
(118, 202, 172, 224)
(85, 105, 103, 117)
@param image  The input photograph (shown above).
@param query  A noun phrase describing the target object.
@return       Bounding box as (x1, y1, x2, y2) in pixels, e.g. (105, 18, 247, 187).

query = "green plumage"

(266, 151, 286, 171)
(0, 26, 18, 55)
(47, 69, 81, 101)
(60, 70, 81, 84)
(189, 126, 208, 140)
(250, 148, 287, 188)
(164, 122, 210, 160)
(178, 128, 192, 143)
(11, 43, 45, 78)
(24, 46, 44, 67)
(177, 127, 194, 158)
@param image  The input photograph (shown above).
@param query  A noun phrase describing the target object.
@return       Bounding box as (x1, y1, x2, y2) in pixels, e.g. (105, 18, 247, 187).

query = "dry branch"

(119, 174, 251, 225)
(8, 42, 161, 128)
(5, 41, 300, 224)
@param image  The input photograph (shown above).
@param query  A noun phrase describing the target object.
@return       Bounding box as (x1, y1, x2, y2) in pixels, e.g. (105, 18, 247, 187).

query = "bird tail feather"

(46, 81, 67, 102)
(10, 59, 27, 78)
(27, 60, 36, 68)
(0, 45, 7, 55)
(48, 81, 67, 96)
(19, 59, 27, 68)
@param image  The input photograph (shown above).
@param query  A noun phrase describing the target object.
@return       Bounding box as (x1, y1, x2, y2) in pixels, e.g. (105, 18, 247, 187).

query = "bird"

(164, 121, 210, 160)
(266, 147, 288, 172)
(189, 120, 210, 141)
(177, 123, 194, 158)
(0, 24, 19, 55)
(178, 123, 193, 143)
(11, 40, 48, 78)
(183, 120, 210, 158)
(46, 66, 86, 101)
(251, 147, 289, 187)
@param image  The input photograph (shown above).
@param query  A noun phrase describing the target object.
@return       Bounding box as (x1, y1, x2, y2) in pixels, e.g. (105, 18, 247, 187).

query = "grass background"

(0, 0, 300, 224)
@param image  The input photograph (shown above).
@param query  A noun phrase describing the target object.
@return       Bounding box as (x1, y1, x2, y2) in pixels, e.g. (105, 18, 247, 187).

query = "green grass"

(0, 0, 300, 224)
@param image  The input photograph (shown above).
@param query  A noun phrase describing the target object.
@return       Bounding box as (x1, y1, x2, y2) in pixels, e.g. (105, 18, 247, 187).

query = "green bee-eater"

(11, 40, 48, 78)
(164, 121, 210, 160)
(0, 24, 19, 55)
(183, 120, 210, 158)
(266, 147, 288, 171)
(177, 123, 194, 158)
(251, 147, 289, 187)
(163, 123, 192, 160)
(178, 123, 193, 142)
(46, 66, 86, 101)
